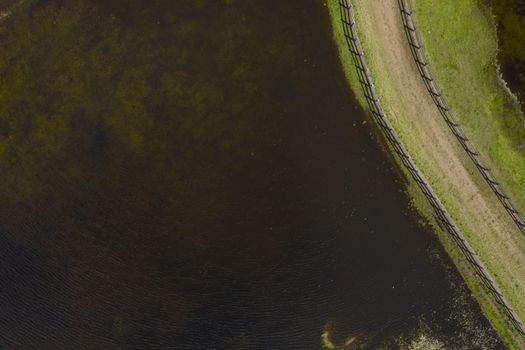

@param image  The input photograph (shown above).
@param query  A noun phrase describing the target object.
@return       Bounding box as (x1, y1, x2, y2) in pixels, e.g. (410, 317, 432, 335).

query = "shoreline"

(327, 0, 525, 348)
(397, 0, 525, 236)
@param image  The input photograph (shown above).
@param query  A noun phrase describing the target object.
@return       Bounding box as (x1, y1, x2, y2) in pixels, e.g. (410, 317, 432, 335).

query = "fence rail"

(397, 0, 525, 237)
(338, 0, 525, 342)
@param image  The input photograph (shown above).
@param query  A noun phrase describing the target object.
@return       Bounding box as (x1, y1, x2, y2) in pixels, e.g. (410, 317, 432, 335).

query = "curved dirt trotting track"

(349, 0, 525, 335)
(397, 0, 525, 237)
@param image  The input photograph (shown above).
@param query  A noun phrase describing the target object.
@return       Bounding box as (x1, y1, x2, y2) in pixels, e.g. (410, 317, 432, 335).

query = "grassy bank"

(326, 1, 525, 348)
(413, 0, 525, 221)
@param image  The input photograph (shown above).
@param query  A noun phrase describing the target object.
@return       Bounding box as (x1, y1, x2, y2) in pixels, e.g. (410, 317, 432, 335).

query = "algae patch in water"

(0, 0, 290, 209)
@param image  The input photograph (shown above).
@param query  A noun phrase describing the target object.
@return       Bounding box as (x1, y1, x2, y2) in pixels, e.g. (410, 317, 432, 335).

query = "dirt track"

(351, 0, 525, 321)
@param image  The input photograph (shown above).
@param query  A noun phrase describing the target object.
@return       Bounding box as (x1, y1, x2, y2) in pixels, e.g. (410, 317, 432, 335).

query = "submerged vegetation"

(0, 2, 310, 344)
(0, 0, 290, 225)
(0, 0, 511, 347)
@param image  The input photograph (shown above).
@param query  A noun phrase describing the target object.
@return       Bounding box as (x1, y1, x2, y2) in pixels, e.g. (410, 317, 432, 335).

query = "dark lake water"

(0, 0, 503, 348)
(489, 0, 525, 111)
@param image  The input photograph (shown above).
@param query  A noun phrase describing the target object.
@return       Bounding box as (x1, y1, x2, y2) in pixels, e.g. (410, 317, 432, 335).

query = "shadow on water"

(0, 0, 503, 348)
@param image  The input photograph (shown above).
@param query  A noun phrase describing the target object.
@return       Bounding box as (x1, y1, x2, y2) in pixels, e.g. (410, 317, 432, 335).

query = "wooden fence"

(338, 0, 525, 342)
(398, 0, 525, 237)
